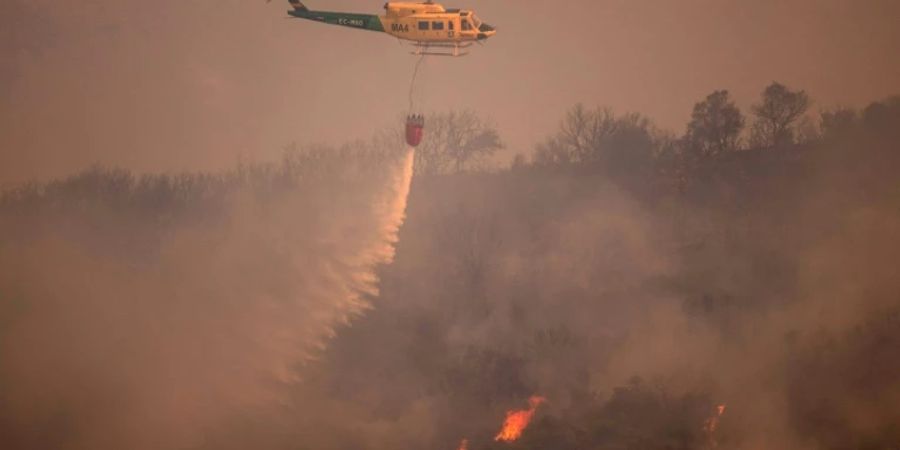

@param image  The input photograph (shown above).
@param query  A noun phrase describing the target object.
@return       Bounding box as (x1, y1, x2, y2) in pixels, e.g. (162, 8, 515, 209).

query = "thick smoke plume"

(0, 148, 414, 449)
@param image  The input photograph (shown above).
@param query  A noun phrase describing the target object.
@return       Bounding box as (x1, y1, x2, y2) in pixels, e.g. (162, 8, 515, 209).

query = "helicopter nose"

(477, 23, 496, 40)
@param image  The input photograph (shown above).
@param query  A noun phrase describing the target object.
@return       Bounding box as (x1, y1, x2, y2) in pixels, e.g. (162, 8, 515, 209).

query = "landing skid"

(411, 41, 473, 57)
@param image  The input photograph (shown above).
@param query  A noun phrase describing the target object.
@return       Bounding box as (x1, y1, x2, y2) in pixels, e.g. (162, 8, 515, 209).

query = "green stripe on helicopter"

(288, 8, 385, 33)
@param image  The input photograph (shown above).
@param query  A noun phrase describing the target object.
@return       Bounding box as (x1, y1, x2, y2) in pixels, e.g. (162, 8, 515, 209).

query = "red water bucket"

(405, 114, 424, 147)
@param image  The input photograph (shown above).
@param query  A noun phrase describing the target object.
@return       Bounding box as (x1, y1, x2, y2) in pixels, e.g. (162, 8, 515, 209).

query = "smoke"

(0, 148, 415, 449)
(252, 121, 897, 450)
(1, 120, 898, 450)
(593, 145, 900, 448)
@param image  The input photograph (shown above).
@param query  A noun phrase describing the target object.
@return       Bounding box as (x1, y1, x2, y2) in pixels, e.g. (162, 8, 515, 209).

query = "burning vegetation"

(703, 404, 726, 447)
(494, 396, 546, 442)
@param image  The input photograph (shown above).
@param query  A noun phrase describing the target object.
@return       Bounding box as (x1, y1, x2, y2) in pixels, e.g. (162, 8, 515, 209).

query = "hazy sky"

(2, 0, 899, 183)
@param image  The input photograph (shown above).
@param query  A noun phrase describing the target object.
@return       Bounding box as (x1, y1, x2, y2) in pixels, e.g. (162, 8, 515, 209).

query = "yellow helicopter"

(282, 0, 497, 56)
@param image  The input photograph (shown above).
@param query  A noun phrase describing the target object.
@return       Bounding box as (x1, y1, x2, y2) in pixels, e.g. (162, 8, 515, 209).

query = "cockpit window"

(470, 14, 483, 29)
(461, 19, 472, 31)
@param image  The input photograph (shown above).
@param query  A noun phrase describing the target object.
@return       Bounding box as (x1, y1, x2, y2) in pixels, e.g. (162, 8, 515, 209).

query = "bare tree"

(414, 110, 503, 176)
(532, 104, 660, 175)
(750, 82, 811, 148)
(685, 90, 745, 157)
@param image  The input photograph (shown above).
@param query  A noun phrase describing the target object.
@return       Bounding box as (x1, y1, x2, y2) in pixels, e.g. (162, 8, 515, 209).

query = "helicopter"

(282, 0, 496, 56)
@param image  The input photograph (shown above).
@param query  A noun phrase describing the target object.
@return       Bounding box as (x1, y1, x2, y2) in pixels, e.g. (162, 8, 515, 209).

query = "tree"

(532, 104, 660, 176)
(414, 110, 504, 176)
(533, 136, 573, 167)
(862, 96, 900, 133)
(750, 82, 811, 148)
(684, 90, 745, 157)
(819, 107, 858, 139)
(510, 152, 529, 171)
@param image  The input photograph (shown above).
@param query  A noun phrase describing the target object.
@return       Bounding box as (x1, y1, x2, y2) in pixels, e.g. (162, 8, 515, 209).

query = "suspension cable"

(408, 51, 427, 113)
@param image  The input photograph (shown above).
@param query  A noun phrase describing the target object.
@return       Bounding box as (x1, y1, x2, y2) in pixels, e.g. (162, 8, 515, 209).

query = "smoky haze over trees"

(2, 75, 900, 450)
(0, 145, 416, 449)
(532, 104, 663, 179)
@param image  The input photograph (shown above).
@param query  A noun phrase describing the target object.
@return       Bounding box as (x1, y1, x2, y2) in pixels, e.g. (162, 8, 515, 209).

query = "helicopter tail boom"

(286, 1, 386, 33)
(288, 0, 308, 12)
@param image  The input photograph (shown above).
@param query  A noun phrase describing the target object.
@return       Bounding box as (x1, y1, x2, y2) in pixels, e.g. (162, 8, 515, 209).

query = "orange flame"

(703, 404, 726, 447)
(456, 438, 468, 450)
(494, 396, 546, 442)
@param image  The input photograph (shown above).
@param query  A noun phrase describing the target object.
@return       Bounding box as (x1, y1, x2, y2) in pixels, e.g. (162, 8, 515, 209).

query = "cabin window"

(432, 21, 444, 30)
(448, 20, 455, 31)
(418, 21, 429, 30)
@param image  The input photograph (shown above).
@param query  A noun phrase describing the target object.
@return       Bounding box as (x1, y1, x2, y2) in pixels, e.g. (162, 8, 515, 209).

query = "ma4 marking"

(391, 23, 410, 32)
